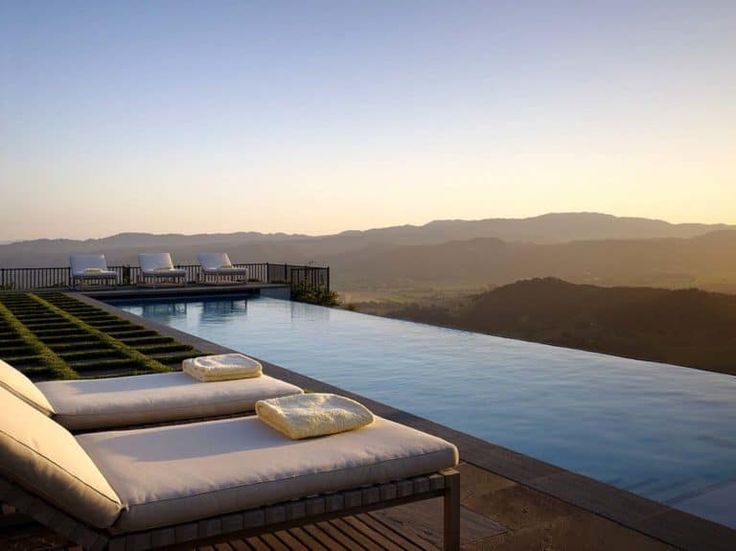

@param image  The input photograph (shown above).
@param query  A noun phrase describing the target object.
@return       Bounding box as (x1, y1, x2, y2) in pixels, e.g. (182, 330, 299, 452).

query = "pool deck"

(1, 290, 734, 550)
(78, 282, 292, 301)
(84, 293, 735, 550)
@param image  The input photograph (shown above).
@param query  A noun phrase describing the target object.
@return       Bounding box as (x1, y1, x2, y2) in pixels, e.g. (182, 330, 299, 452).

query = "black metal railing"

(0, 263, 329, 294)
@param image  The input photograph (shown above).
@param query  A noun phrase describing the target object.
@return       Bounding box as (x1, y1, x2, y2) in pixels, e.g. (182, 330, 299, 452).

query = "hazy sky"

(1, 1, 735, 240)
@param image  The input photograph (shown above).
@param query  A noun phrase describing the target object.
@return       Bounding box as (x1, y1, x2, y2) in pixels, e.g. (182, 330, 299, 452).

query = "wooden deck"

(0, 503, 448, 551)
(0, 466, 681, 551)
(80, 282, 290, 301)
(191, 512, 438, 551)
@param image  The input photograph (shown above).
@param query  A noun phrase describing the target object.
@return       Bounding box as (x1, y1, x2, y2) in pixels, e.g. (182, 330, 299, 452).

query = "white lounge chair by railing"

(197, 252, 248, 284)
(69, 255, 117, 288)
(138, 253, 187, 286)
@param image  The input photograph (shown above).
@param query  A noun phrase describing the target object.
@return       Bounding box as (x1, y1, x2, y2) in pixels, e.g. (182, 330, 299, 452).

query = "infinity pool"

(115, 296, 736, 527)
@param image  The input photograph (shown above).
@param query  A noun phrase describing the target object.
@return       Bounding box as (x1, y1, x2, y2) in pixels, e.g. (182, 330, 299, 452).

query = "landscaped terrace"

(0, 291, 732, 550)
(0, 292, 201, 380)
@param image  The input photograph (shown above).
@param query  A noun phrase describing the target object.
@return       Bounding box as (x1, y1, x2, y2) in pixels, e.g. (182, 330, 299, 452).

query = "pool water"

(115, 296, 736, 527)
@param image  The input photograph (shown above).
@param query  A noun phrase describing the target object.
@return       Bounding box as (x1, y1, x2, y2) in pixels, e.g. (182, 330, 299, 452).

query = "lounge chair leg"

(443, 468, 460, 551)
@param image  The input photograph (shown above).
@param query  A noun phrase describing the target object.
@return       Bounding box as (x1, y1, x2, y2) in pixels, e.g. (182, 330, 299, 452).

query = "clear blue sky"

(1, 1, 734, 240)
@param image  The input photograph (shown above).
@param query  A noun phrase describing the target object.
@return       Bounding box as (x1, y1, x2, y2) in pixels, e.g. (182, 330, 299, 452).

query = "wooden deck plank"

(243, 536, 270, 551)
(286, 527, 329, 551)
(315, 520, 368, 550)
(272, 530, 309, 551)
(367, 512, 438, 551)
(329, 518, 389, 550)
(259, 533, 290, 551)
(343, 516, 407, 551)
(0, 506, 440, 551)
(301, 524, 348, 551)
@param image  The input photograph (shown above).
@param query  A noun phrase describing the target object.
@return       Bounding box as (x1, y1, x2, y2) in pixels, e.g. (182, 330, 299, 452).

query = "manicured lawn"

(0, 292, 205, 380)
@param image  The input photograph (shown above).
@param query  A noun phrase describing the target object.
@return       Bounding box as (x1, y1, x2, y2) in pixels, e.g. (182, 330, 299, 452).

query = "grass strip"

(29, 294, 172, 374)
(0, 300, 78, 379)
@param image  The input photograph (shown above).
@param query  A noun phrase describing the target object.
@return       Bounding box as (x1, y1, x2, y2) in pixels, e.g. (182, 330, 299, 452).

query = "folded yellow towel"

(182, 353, 262, 382)
(84, 268, 104, 273)
(256, 393, 374, 439)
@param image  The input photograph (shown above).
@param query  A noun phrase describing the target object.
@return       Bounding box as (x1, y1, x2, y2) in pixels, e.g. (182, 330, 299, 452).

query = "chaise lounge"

(1, 358, 303, 431)
(0, 386, 461, 550)
(197, 252, 248, 284)
(70, 254, 118, 289)
(138, 253, 187, 287)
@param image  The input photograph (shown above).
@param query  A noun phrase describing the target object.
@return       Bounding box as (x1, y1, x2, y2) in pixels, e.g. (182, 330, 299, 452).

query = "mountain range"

(3, 212, 736, 292)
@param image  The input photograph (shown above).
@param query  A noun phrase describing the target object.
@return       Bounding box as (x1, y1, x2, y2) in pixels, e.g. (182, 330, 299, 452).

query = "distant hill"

(2, 212, 732, 263)
(386, 278, 736, 376)
(3, 213, 736, 293)
(327, 230, 736, 292)
(334, 212, 731, 245)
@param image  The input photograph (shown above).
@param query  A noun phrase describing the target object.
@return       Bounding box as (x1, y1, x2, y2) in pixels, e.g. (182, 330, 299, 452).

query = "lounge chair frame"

(0, 468, 460, 550)
(137, 272, 187, 288)
(71, 272, 118, 290)
(199, 269, 248, 285)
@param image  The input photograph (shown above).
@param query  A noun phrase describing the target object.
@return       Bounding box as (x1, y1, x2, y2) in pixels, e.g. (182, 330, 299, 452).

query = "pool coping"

(80, 282, 290, 301)
(74, 292, 736, 551)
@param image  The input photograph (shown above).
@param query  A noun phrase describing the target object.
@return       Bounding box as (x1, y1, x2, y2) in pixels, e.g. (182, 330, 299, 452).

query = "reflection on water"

(290, 300, 330, 322)
(141, 302, 187, 321)
(201, 299, 248, 322)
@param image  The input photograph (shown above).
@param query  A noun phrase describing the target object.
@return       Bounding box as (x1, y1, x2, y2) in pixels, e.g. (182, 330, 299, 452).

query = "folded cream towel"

(84, 268, 104, 273)
(256, 393, 374, 439)
(182, 353, 262, 382)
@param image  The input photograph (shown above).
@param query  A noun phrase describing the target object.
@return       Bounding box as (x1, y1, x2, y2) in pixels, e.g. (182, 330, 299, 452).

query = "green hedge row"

(0, 300, 78, 379)
(30, 294, 172, 374)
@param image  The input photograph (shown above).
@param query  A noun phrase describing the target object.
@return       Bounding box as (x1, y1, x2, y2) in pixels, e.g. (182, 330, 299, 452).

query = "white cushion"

(0, 359, 54, 415)
(37, 372, 302, 430)
(142, 268, 187, 277)
(202, 266, 247, 275)
(0, 388, 122, 529)
(138, 253, 186, 276)
(69, 254, 111, 276)
(77, 415, 458, 531)
(197, 252, 232, 270)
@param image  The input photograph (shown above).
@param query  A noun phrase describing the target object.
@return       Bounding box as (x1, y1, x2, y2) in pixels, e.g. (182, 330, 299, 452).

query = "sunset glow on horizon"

(1, 1, 735, 240)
